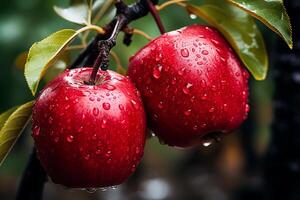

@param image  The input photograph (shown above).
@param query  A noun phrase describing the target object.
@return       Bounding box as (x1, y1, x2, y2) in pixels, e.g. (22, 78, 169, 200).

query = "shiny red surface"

(32, 68, 146, 188)
(128, 25, 249, 147)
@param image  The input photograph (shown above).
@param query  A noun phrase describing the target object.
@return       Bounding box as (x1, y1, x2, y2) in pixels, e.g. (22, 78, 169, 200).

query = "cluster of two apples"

(32, 25, 249, 189)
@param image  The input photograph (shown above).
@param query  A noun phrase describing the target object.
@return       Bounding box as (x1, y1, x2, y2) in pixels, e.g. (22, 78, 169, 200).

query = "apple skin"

(128, 25, 249, 147)
(32, 68, 146, 188)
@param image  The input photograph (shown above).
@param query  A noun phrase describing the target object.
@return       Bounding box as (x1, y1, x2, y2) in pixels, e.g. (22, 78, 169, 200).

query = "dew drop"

(202, 50, 209, 55)
(85, 188, 97, 193)
(93, 108, 99, 116)
(102, 103, 111, 110)
(178, 67, 186, 76)
(96, 149, 101, 155)
(190, 14, 197, 19)
(84, 154, 90, 160)
(202, 140, 213, 147)
(54, 137, 59, 143)
(200, 80, 206, 87)
(33, 126, 40, 137)
(101, 119, 107, 129)
(184, 109, 192, 116)
(152, 65, 162, 79)
(89, 97, 95, 101)
(209, 107, 215, 113)
(48, 117, 53, 124)
(131, 99, 139, 109)
(211, 39, 220, 45)
(105, 84, 116, 91)
(66, 135, 74, 143)
(201, 93, 208, 100)
(245, 104, 250, 113)
(180, 48, 190, 58)
(183, 83, 193, 94)
(158, 101, 164, 109)
(193, 125, 198, 130)
(171, 77, 177, 85)
(119, 104, 124, 110)
(235, 72, 241, 77)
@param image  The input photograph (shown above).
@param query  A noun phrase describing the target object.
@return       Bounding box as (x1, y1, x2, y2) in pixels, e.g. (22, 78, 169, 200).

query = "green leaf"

(44, 51, 70, 83)
(0, 101, 34, 166)
(54, 2, 90, 25)
(228, 0, 292, 49)
(24, 29, 77, 95)
(187, 1, 268, 80)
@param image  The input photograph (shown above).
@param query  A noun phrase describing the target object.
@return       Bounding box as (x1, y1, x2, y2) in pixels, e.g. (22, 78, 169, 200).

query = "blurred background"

(0, 0, 299, 199)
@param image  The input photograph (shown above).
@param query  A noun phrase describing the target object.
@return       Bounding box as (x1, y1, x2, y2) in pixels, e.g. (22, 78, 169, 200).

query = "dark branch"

(16, 148, 47, 200)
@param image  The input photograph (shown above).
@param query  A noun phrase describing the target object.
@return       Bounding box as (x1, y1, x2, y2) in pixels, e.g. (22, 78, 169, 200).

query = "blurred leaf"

(54, 1, 90, 25)
(228, 0, 292, 49)
(14, 52, 28, 70)
(0, 101, 34, 166)
(24, 29, 77, 96)
(44, 51, 71, 83)
(187, 1, 268, 80)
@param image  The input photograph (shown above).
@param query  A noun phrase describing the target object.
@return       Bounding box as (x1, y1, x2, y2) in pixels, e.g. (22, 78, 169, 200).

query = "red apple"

(32, 68, 146, 188)
(128, 25, 249, 147)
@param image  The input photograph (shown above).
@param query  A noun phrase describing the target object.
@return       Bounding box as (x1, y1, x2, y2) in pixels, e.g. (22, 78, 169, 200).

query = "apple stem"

(146, 0, 166, 34)
(70, 0, 160, 73)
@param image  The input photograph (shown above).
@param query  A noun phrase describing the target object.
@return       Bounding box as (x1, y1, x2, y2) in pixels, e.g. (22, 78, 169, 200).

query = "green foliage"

(24, 29, 78, 96)
(228, 0, 293, 49)
(54, 3, 90, 25)
(187, 1, 268, 80)
(0, 101, 34, 166)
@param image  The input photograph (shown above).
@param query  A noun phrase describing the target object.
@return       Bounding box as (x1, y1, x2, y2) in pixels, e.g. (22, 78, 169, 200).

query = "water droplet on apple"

(180, 48, 189, 58)
(202, 140, 213, 147)
(95, 149, 101, 155)
(158, 101, 164, 109)
(152, 65, 162, 79)
(93, 108, 99, 116)
(201, 93, 208, 100)
(66, 135, 74, 143)
(85, 188, 97, 193)
(102, 103, 111, 110)
(84, 154, 90, 160)
(245, 104, 250, 113)
(193, 125, 198, 130)
(54, 137, 59, 143)
(119, 104, 124, 110)
(33, 126, 40, 137)
(131, 100, 139, 109)
(209, 107, 215, 113)
(235, 72, 241, 77)
(105, 84, 116, 91)
(171, 77, 177, 85)
(101, 119, 107, 128)
(183, 83, 193, 94)
(184, 109, 192, 116)
(200, 80, 206, 87)
(211, 39, 219, 45)
(178, 67, 186, 76)
(202, 50, 209, 55)
(48, 117, 53, 124)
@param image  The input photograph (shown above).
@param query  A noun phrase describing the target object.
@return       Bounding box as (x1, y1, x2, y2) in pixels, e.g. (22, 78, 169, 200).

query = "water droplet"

(152, 65, 162, 79)
(135, 147, 140, 154)
(89, 97, 95, 101)
(184, 109, 192, 116)
(245, 104, 250, 113)
(201, 123, 207, 128)
(158, 101, 164, 109)
(105, 84, 116, 91)
(93, 108, 99, 116)
(183, 83, 193, 94)
(209, 107, 215, 113)
(200, 80, 206, 87)
(33, 126, 40, 137)
(102, 103, 111, 110)
(201, 93, 208, 100)
(65, 105, 70, 110)
(65, 96, 69, 101)
(180, 48, 189, 58)
(84, 154, 90, 160)
(131, 99, 139, 109)
(85, 188, 97, 193)
(66, 135, 74, 143)
(223, 103, 228, 111)
(235, 72, 241, 77)
(101, 119, 107, 128)
(211, 39, 219, 45)
(178, 67, 186, 76)
(202, 140, 213, 147)
(54, 137, 59, 143)
(48, 117, 53, 124)
(96, 149, 101, 155)
(202, 50, 209, 55)
(119, 104, 124, 110)
(189, 14, 197, 19)
(171, 77, 177, 85)
(193, 125, 198, 130)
